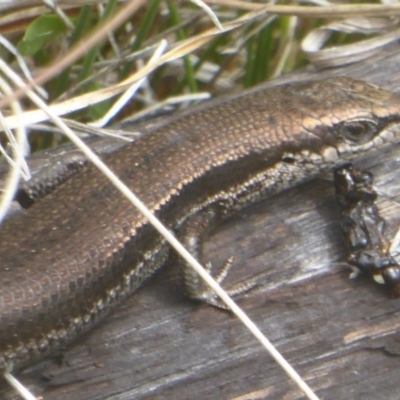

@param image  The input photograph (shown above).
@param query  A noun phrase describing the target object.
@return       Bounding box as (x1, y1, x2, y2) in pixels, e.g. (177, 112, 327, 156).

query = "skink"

(1, 77, 400, 371)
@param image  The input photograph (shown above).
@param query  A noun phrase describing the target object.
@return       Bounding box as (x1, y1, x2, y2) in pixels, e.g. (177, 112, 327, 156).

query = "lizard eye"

(340, 119, 377, 144)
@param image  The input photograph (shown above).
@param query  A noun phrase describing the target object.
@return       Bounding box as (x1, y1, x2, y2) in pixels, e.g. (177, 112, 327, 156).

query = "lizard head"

(284, 77, 400, 167)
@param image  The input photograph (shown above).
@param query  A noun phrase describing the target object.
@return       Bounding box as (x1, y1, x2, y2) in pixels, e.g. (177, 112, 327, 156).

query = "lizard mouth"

(335, 121, 400, 158)
(293, 118, 400, 171)
(280, 121, 400, 170)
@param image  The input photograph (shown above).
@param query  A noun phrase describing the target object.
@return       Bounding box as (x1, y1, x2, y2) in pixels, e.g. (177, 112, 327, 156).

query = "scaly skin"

(1, 77, 400, 371)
